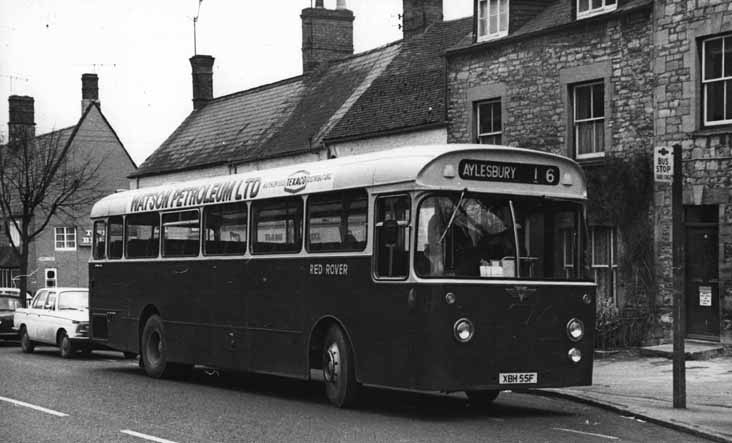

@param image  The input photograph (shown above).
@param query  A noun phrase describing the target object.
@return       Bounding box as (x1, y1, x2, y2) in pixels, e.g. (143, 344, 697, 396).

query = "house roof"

(449, 0, 653, 53)
(131, 17, 473, 179)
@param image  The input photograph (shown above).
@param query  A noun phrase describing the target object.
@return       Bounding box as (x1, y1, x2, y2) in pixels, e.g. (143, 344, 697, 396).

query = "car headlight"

(566, 318, 584, 342)
(453, 318, 474, 343)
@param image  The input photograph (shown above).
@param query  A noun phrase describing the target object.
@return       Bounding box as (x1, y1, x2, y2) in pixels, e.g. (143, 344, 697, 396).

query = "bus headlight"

(568, 347, 582, 363)
(566, 318, 584, 342)
(453, 318, 474, 343)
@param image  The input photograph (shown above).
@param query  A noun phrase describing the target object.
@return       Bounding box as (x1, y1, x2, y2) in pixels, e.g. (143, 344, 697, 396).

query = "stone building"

(0, 74, 137, 293)
(129, 0, 471, 187)
(445, 0, 731, 346)
(652, 0, 732, 345)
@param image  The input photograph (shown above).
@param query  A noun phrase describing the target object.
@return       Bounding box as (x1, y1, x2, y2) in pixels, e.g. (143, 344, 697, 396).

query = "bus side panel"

(247, 258, 308, 377)
(302, 256, 417, 389)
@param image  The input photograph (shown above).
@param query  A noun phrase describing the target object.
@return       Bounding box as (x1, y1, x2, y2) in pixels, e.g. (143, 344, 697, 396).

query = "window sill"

(575, 156, 606, 168)
(476, 31, 508, 43)
(692, 125, 732, 137)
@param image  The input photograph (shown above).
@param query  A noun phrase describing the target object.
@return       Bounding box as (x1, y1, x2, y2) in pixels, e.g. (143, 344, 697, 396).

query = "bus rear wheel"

(141, 315, 179, 378)
(322, 325, 358, 408)
(466, 390, 500, 408)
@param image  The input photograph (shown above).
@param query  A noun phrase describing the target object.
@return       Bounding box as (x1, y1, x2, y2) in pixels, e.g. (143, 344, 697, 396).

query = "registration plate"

(499, 372, 538, 384)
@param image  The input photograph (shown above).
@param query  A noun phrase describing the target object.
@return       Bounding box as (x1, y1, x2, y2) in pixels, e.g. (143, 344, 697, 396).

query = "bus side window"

(93, 220, 106, 259)
(108, 216, 123, 259)
(374, 195, 410, 279)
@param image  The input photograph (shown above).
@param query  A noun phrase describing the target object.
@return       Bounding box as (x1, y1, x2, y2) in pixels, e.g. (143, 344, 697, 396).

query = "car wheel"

(59, 332, 74, 359)
(20, 327, 34, 353)
(322, 325, 358, 408)
(466, 390, 500, 408)
(141, 315, 178, 378)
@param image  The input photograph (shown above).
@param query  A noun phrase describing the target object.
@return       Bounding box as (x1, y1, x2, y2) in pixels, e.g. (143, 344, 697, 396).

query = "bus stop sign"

(654, 147, 673, 183)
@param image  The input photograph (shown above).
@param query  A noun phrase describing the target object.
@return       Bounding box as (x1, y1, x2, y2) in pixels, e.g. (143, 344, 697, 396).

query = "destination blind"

(458, 159, 560, 186)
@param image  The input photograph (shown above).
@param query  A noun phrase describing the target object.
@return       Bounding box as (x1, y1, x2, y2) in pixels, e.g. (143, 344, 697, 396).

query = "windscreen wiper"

(439, 189, 467, 243)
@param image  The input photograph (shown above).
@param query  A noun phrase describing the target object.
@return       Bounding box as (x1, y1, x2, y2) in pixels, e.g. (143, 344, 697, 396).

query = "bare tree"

(0, 129, 105, 306)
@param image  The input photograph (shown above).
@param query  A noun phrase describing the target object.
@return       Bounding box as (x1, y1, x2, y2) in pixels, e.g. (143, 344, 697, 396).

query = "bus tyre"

(20, 327, 34, 353)
(59, 332, 73, 359)
(466, 390, 500, 409)
(322, 325, 358, 408)
(141, 315, 176, 379)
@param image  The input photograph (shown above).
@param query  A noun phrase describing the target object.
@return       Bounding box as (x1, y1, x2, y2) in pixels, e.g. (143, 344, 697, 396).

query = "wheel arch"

(307, 315, 359, 381)
(137, 304, 160, 353)
(56, 328, 68, 345)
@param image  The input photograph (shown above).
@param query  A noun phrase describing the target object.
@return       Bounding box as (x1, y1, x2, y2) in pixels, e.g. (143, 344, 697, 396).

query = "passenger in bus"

(425, 213, 445, 275)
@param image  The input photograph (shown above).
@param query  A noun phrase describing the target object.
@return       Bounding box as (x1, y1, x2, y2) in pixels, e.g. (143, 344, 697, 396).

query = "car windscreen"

(57, 291, 88, 310)
(0, 296, 20, 310)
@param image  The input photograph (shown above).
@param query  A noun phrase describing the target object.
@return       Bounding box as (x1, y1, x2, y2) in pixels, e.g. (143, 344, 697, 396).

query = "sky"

(0, 0, 473, 166)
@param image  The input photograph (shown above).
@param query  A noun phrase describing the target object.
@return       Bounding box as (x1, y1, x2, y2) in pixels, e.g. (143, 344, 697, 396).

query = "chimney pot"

(189, 55, 215, 110)
(81, 73, 99, 115)
(336, 0, 347, 10)
(8, 95, 35, 145)
(315, 0, 324, 7)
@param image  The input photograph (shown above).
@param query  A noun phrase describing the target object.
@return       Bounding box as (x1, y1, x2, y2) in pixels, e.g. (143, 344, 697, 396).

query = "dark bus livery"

(89, 145, 595, 407)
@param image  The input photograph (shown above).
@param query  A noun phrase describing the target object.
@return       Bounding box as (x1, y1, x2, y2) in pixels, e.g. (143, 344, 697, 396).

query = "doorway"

(684, 206, 719, 340)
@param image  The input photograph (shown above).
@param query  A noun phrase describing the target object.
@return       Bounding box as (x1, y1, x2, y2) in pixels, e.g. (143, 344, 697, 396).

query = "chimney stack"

(301, 1, 354, 74)
(189, 55, 215, 111)
(8, 95, 35, 145)
(81, 73, 99, 115)
(402, 0, 443, 39)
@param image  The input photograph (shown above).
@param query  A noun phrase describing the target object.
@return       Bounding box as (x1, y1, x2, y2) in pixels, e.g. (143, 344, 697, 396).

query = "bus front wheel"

(322, 325, 358, 408)
(141, 315, 176, 378)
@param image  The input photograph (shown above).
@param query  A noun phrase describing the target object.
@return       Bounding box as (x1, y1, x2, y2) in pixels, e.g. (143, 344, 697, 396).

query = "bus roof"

(90, 144, 587, 218)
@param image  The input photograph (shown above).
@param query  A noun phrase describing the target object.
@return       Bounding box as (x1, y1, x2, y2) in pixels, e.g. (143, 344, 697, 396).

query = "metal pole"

(672, 143, 686, 409)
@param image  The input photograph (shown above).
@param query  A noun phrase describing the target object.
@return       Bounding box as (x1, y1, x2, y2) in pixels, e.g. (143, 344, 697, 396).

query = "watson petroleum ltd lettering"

(129, 178, 261, 212)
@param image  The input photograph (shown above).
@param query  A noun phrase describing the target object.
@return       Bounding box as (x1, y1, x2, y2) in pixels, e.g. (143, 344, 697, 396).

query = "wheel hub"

(324, 342, 340, 383)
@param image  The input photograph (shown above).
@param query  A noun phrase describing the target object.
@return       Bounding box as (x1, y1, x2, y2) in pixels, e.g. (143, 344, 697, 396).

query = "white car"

(14, 287, 90, 358)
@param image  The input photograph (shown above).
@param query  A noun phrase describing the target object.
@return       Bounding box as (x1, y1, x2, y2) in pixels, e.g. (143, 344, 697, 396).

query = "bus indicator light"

(566, 318, 584, 342)
(568, 348, 582, 363)
(454, 318, 474, 342)
(443, 164, 456, 178)
(445, 292, 456, 305)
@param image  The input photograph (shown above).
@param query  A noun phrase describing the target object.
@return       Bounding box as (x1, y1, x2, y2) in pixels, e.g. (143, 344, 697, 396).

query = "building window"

(54, 227, 76, 251)
(477, 0, 509, 41)
(577, 0, 617, 20)
(702, 34, 732, 126)
(591, 226, 617, 304)
(573, 81, 605, 159)
(476, 99, 502, 144)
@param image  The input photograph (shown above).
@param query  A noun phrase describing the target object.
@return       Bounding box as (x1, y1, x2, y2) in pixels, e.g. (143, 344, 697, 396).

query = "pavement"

(535, 347, 732, 442)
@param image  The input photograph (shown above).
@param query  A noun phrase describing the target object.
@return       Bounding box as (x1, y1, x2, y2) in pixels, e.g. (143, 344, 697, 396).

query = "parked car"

(0, 288, 22, 341)
(13, 287, 90, 358)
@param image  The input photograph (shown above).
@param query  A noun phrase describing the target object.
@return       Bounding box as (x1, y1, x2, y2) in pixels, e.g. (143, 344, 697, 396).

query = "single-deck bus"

(89, 145, 595, 407)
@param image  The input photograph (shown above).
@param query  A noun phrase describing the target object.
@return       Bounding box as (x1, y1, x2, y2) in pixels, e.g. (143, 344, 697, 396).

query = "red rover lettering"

(309, 263, 348, 276)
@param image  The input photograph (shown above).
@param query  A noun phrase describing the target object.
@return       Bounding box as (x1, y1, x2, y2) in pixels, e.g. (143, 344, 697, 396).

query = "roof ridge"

(209, 75, 304, 104)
